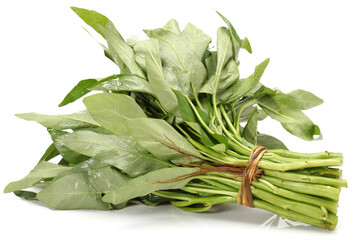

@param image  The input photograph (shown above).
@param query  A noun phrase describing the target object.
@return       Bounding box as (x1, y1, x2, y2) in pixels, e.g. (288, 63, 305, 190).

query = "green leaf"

(242, 107, 258, 144)
(58, 79, 98, 107)
(287, 89, 324, 110)
(48, 129, 90, 164)
(59, 74, 152, 107)
(217, 11, 252, 58)
(81, 27, 116, 63)
(199, 128, 227, 152)
(58, 130, 166, 177)
(84, 92, 145, 135)
(202, 57, 240, 95)
(200, 127, 216, 148)
(71, 8, 130, 73)
(16, 110, 100, 130)
(257, 134, 288, 150)
(37, 161, 128, 210)
(241, 37, 252, 53)
(144, 21, 210, 95)
(173, 90, 196, 122)
(102, 167, 198, 204)
(196, 107, 212, 126)
(14, 190, 37, 200)
(226, 58, 270, 103)
(38, 143, 59, 163)
(131, 193, 170, 207)
(126, 118, 201, 160)
(237, 105, 267, 123)
(100, 24, 145, 78)
(4, 162, 71, 193)
(71, 7, 121, 40)
(199, 27, 233, 94)
(84, 93, 148, 151)
(255, 87, 321, 141)
(90, 74, 155, 96)
(141, 39, 179, 114)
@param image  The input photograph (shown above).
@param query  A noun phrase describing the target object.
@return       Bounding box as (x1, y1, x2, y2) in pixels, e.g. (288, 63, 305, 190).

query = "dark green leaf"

(196, 107, 212, 126)
(38, 143, 59, 163)
(257, 134, 288, 150)
(199, 128, 227, 152)
(173, 90, 196, 122)
(242, 107, 258, 144)
(58, 79, 98, 107)
(14, 190, 37, 200)
(131, 193, 170, 207)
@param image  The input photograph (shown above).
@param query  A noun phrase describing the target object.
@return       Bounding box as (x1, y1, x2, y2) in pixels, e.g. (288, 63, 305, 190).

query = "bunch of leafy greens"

(4, 7, 346, 230)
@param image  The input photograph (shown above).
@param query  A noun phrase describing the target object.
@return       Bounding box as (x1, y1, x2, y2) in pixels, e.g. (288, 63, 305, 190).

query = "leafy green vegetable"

(4, 7, 346, 231)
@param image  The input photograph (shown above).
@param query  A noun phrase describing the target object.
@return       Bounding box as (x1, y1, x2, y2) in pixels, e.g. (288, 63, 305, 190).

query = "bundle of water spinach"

(4, 7, 347, 230)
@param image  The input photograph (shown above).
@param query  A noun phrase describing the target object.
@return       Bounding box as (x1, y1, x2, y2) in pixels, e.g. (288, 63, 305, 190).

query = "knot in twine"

(237, 146, 267, 207)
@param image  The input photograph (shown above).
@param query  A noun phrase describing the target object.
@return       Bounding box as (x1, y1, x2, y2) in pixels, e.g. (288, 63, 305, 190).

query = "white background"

(0, 0, 359, 239)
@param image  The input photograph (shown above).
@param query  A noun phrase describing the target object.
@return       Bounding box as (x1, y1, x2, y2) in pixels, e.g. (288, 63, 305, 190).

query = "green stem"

(235, 99, 256, 134)
(219, 105, 238, 137)
(155, 99, 167, 115)
(263, 170, 347, 188)
(171, 195, 235, 209)
(253, 200, 337, 230)
(181, 186, 237, 197)
(190, 82, 203, 111)
(251, 187, 336, 224)
(252, 181, 338, 214)
(268, 149, 343, 159)
(185, 96, 214, 134)
(261, 175, 340, 201)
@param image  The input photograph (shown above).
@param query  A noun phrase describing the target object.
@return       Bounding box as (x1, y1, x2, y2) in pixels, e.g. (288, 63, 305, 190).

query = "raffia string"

(237, 146, 267, 207)
(154, 135, 267, 207)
